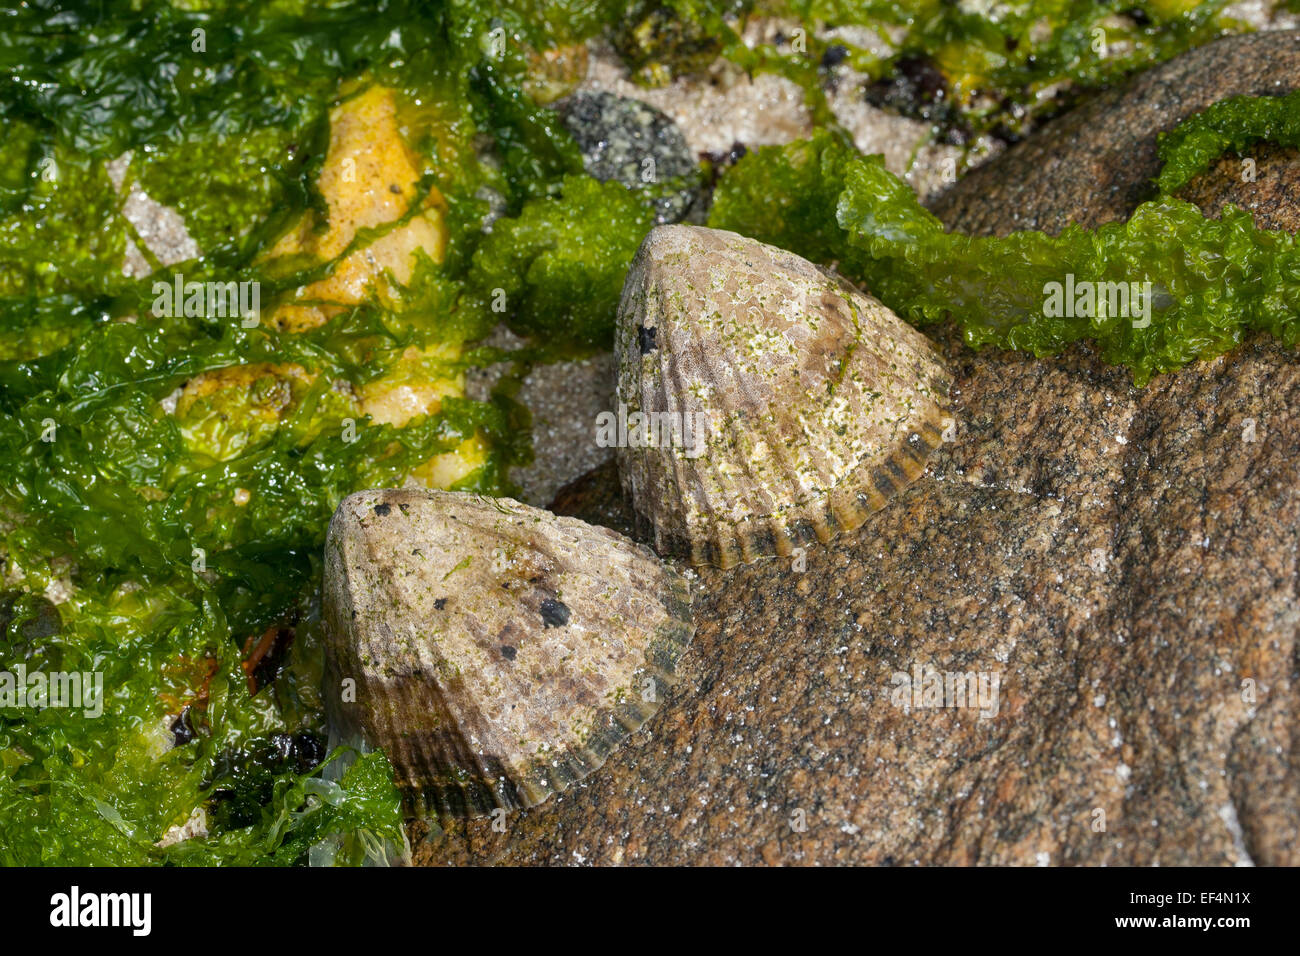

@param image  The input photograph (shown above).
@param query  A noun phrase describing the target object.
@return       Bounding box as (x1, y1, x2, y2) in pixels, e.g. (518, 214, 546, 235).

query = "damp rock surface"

(1174, 141, 1300, 232)
(927, 31, 1300, 235)
(413, 36, 1300, 865)
(465, 325, 618, 507)
(555, 90, 699, 224)
(416, 333, 1300, 867)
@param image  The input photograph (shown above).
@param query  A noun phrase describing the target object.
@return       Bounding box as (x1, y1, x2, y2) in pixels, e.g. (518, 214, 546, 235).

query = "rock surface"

(555, 90, 699, 224)
(928, 31, 1300, 235)
(412, 33, 1300, 866)
(1174, 142, 1300, 232)
(464, 327, 617, 508)
(418, 328, 1300, 866)
(578, 25, 968, 202)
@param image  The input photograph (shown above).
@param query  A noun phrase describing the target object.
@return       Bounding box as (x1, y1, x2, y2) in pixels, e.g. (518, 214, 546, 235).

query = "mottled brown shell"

(616, 225, 952, 568)
(322, 488, 694, 818)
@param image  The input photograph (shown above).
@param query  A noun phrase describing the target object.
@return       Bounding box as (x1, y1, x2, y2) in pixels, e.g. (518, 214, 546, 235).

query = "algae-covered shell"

(322, 488, 693, 818)
(615, 224, 952, 568)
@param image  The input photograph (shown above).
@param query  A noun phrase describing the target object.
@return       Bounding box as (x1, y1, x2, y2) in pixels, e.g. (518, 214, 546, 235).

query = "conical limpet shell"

(322, 488, 694, 818)
(615, 224, 952, 568)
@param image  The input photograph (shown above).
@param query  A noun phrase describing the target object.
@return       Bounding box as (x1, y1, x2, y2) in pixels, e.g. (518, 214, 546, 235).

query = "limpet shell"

(322, 488, 693, 818)
(615, 224, 953, 568)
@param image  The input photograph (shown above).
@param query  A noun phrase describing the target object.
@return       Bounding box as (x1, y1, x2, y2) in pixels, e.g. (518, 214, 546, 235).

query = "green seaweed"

(690, 0, 1242, 146)
(461, 175, 656, 347)
(1155, 90, 1300, 194)
(0, 0, 1291, 868)
(709, 101, 1300, 385)
(0, 0, 633, 866)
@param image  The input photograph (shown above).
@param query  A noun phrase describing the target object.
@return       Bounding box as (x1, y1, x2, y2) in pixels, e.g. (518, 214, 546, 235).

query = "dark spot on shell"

(540, 597, 570, 628)
(434, 598, 447, 610)
(638, 324, 657, 354)
(501, 645, 518, 661)
(374, 503, 392, 516)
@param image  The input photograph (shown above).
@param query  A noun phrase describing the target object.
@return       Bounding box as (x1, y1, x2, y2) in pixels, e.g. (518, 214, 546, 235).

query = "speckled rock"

(554, 90, 699, 224)
(577, 38, 814, 159)
(464, 326, 618, 508)
(1174, 142, 1300, 232)
(411, 40, 1300, 865)
(414, 325, 1300, 867)
(927, 31, 1300, 235)
(577, 29, 969, 202)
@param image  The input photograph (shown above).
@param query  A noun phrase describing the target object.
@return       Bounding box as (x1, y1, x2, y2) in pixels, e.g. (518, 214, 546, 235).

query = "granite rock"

(416, 326, 1300, 866)
(1174, 142, 1300, 232)
(555, 90, 700, 224)
(927, 31, 1300, 235)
